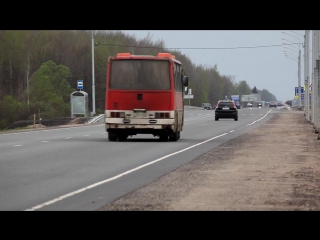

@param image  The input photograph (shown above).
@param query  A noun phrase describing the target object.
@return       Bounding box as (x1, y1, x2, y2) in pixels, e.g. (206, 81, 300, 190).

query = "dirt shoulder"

(98, 110, 320, 211)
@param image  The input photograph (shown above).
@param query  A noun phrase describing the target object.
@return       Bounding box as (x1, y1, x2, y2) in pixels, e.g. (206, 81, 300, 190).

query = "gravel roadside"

(98, 110, 320, 211)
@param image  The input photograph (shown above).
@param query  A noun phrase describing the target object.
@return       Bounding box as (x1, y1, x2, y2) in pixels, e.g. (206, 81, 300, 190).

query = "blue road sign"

(77, 80, 83, 90)
(295, 86, 304, 95)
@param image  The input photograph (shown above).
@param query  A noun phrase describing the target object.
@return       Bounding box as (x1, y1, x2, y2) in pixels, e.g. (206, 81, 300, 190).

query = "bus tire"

(118, 133, 128, 141)
(169, 131, 179, 141)
(159, 134, 168, 141)
(108, 132, 117, 141)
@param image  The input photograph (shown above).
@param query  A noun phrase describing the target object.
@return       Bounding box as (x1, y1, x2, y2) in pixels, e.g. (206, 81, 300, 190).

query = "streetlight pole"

(305, 30, 310, 121)
(282, 37, 302, 108)
(282, 32, 303, 109)
(298, 49, 302, 108)
(91, 30, 96, 116)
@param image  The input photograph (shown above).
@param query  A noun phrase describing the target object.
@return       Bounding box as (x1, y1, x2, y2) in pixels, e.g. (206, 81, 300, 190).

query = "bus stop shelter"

(70, 91, 89, 117)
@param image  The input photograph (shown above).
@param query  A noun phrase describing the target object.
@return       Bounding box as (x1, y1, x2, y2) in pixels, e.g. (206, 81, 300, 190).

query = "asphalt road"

(0, 106, 275, 210)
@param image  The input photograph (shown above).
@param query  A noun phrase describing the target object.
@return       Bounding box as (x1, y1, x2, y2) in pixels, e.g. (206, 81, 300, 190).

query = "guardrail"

(86, 114, 105, 124)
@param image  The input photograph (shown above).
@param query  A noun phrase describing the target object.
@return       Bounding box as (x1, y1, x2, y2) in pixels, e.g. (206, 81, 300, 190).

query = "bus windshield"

(110, 59, 170, 90)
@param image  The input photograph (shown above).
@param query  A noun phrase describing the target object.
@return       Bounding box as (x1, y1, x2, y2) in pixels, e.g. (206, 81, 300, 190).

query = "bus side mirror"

(182, 76, 188, 86)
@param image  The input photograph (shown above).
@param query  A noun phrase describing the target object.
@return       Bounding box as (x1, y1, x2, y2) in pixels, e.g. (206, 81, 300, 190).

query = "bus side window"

(174, 63, 182, 92)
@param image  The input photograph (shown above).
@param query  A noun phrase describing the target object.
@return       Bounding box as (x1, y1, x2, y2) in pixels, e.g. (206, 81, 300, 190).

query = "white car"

(247, 102, 253, 107)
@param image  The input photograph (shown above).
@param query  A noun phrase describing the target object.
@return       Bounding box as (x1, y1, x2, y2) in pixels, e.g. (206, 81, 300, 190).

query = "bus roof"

(109, 52, 182, 64)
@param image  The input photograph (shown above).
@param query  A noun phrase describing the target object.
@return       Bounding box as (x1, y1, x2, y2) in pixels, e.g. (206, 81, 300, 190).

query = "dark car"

(257, 102, 262, 108)
(215, 100, 238, 121)
(269, 101, 277, 108)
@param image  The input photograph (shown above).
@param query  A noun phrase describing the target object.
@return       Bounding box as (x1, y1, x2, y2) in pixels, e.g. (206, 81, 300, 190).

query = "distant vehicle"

(215, 100, 238, 121)
(230, 95, 241, 109)
(202, 103, 213, 110)
(247, 102, 253, 108)
(285, 100, 292, 106)
(269, 101, 277, 108)
(277, 102, 284, 107)
(257, 102, 262, 108)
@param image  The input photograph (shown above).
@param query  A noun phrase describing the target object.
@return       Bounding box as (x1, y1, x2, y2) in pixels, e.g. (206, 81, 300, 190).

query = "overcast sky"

(121, 30, 307, 102)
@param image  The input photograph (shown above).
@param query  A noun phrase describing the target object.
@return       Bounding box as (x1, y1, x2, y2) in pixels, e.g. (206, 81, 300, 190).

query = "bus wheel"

(169, 131, 179, 141)
(108, 132, 117, 141)
(159, 134, 168, 141)
(118, 133, 128, 141)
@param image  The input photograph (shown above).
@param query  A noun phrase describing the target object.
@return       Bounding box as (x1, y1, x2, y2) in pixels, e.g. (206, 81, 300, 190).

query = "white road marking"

(22, 110, 271, 211)
(14, 145, 22, 147)
(0, 125, 99, 136)
(65, 137, 72, 139)
(185, 115, 214, 121)
(24, 132, 228, 211)
(246, 110, 271, 126)
(42, 141, 49, 143)
(229, 130, 235, 132)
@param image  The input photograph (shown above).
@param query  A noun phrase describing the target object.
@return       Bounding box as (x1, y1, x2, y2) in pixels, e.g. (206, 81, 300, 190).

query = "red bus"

(105, 52, 189, 141)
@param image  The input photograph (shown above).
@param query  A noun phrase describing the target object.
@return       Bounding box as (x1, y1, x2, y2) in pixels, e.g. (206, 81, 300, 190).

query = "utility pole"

(91, 30, 96, 116)
(315, 30, 320, 131)
(27, 52, 30, 111)
(305, 30, 310, 121)
(281, 32, 303, 109)
(283, 49, 300, 107)
(311, 31, 315, 125)
(298, 49, 302, 108)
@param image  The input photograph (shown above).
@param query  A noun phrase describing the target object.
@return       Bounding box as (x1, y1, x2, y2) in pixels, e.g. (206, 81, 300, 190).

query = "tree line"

(0, 30, 277, 130)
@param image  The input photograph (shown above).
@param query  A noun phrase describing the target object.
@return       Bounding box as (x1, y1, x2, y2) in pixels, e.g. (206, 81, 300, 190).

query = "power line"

(95, 42, 300, 50)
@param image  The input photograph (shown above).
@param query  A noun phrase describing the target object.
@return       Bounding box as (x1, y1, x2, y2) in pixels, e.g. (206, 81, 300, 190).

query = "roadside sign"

(77, 80, 83, 90)
(295, 86, 304, 95)
(184, 95, 194, 99)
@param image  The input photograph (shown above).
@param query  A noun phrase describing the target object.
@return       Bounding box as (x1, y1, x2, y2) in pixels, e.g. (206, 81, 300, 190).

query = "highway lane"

(0, 107, 274, 210)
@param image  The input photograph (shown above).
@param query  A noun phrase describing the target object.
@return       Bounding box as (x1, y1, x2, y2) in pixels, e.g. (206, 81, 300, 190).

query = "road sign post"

(295, 86, 304, 101)
(77, 80, 83, 91)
